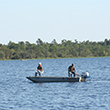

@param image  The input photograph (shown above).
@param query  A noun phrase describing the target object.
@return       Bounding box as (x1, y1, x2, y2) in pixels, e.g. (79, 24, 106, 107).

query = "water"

(0, 57, 110, 110)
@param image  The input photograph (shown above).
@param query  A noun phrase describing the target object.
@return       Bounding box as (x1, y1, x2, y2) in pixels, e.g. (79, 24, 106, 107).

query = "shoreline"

(0, 56, 110, 61)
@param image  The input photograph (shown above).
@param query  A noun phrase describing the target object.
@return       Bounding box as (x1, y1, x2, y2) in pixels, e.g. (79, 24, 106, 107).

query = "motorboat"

(26, 72, 90, 83)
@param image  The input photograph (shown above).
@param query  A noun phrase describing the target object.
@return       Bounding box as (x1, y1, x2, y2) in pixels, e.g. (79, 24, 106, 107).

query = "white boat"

(26, 72, 90, 83)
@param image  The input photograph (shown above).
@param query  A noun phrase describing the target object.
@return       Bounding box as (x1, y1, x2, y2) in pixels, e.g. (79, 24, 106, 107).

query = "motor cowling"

(81, 72, 91, 78)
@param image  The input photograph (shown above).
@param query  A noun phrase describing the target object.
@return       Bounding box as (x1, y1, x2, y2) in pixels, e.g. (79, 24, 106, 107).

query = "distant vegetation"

(0, 38, 110, 60)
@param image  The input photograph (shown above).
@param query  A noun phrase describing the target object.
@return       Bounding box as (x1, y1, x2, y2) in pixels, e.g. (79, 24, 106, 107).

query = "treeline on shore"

(0, 38, 110, 60)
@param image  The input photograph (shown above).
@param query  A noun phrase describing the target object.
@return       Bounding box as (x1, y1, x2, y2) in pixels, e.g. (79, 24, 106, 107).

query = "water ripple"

(0, 58, 110, 110)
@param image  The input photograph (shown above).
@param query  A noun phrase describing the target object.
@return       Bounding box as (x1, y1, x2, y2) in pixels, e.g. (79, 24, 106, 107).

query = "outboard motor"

(81, 72, 91, 78)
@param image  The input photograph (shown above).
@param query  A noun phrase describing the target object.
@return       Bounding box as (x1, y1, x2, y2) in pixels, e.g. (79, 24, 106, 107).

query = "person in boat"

(68, 63, 77, 77)
(35, 62, 43, 77)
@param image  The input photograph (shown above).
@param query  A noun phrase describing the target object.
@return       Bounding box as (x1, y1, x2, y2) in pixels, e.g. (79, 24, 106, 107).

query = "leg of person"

(35, 72, 37, 77)
(68, 71, 70, 77)
(74, 73, 75, 77)
(68, 71, 71, 77)
(39, 72, 41, 76)
(70, 73, 72, 77)
(72, 72, 75, 77)
(69, 71, 72, 77)
(37, 71, 41, 76)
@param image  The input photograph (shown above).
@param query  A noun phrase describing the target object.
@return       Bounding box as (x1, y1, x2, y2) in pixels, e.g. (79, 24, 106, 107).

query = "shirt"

(37, 66, 43, 71)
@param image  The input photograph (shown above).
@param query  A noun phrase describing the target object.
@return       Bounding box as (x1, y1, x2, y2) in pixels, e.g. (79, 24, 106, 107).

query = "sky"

(0, 0, 110, 45)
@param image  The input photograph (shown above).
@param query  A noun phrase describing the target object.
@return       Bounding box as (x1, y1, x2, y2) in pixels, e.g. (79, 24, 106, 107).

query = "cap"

(39, 62, 41, 65)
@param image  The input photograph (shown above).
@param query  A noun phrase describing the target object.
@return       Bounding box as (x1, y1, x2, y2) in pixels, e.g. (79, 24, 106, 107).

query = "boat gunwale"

(26, 76, 85, 83)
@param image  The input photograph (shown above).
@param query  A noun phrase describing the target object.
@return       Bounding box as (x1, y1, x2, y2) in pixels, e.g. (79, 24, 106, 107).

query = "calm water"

(0, 57, 110, 110)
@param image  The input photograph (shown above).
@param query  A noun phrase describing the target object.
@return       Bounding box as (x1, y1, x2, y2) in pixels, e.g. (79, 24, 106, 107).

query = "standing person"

(68, 63, 77, 77)
(35, 62, 43, 77)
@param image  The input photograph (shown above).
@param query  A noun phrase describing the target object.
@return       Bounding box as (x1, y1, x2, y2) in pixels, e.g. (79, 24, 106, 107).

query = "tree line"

(0, 38, 110, 60)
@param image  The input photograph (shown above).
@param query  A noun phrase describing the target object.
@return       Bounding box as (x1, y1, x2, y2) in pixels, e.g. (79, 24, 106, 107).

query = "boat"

(26, 72, 90, 83)
(27, 76, 84, 83)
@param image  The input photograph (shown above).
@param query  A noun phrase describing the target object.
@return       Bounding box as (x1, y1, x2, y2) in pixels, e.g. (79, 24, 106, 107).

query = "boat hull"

(26, 76, 86, 83)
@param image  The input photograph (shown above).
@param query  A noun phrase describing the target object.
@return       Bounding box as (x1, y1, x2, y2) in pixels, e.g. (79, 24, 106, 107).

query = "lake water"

(0, 57, 110, 110)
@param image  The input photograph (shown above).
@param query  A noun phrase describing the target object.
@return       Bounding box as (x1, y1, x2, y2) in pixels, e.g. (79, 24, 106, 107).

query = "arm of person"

(73, 67, 77, 75)
(75, 69, 77, 75)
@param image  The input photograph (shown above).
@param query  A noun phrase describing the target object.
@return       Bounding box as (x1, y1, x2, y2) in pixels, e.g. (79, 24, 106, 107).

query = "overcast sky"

(0, 0, 110, 44)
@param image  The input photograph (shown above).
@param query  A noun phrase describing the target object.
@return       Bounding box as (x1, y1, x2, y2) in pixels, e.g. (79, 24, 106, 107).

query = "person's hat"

(39, 62, 41, 65)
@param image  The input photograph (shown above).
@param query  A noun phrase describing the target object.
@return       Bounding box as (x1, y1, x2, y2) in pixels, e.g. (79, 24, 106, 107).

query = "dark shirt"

(68, 66, 75, 72)
(37, 66, 43, 71)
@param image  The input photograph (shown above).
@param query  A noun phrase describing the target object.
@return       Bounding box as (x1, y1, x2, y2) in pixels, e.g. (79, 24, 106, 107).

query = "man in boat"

(35, 62, 43, 77)
(68, 63, 77, 77)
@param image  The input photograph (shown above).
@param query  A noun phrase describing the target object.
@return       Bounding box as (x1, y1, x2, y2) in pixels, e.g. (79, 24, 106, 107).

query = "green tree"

(0, 51, 5, 60)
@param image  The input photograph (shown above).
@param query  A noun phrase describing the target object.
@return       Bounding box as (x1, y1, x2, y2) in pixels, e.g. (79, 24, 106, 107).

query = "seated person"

(68, 63, 77, 77)
(35, 62, 43, 77)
